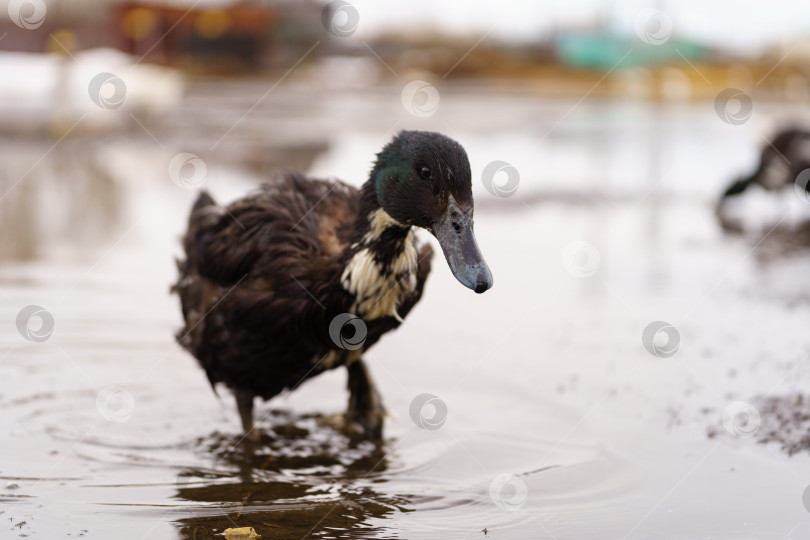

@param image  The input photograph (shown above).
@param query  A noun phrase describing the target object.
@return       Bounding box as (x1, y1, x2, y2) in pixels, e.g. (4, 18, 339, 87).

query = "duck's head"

(372, 130, 493, 294)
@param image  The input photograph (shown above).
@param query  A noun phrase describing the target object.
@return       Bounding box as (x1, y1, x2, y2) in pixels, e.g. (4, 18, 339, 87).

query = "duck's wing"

(173, 173, 360, 367)
(187, 174, 357, 288)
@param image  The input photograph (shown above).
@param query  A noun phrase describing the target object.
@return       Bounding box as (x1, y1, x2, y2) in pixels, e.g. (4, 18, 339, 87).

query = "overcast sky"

(347, 0, 810, 53)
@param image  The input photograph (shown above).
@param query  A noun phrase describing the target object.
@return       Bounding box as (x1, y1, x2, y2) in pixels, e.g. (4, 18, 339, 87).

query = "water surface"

(2, 82, 810, 539)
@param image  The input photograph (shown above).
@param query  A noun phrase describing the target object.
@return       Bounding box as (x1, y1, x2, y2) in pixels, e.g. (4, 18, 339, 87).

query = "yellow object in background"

(122, 7, 157, 41)
(195, 10, 231, 40)
(46, 29, 78, 55)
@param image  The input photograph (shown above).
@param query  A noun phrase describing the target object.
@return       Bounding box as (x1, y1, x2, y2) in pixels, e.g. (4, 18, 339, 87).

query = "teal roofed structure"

(556, 32, 707, 69)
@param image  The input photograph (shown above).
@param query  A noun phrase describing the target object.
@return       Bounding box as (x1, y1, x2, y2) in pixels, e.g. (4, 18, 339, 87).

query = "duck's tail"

(173, 191, 223, 392)
(191, 190, 217, 215)
(172, 190, 223, 314)
(176, 191, 222, 275)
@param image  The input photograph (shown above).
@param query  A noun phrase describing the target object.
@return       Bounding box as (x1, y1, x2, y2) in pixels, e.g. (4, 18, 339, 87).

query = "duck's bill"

(431, 197, 493, 294)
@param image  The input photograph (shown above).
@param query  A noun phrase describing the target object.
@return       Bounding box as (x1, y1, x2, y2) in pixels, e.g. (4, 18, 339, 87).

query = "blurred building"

(0, 0, 323, 71)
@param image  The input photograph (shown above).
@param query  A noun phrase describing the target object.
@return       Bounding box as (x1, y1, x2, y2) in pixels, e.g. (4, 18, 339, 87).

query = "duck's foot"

(320, 412, 381, 439)
(319, 412, 359, 436)
(344, 359, 385, 439)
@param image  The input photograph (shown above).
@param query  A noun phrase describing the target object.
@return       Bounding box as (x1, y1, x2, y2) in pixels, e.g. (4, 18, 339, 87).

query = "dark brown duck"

(173, 130, 493, 439)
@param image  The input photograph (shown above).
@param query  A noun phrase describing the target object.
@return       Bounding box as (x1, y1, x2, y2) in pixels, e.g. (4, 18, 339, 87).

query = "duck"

(717, 128, 810, 233)
(173, 130, 493, 440)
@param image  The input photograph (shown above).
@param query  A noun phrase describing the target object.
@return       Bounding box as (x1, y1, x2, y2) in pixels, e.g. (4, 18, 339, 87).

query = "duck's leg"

(345, 359, 385, 439)
(234, 389, 260, 442)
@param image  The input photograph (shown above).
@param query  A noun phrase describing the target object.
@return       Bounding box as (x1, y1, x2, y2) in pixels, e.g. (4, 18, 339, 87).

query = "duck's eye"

(420, 166, 432, 179)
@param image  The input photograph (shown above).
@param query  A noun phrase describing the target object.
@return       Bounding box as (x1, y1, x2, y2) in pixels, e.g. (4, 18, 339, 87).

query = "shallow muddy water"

(2, 81, 810, 539)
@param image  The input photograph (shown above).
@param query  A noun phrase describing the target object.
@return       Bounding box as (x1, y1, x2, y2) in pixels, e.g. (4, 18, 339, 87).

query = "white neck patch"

(341, 209, 418, 321)
(364, 208, 405, 241)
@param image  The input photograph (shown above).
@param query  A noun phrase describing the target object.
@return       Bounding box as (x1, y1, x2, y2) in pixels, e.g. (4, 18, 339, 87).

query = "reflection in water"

(0, 138, 124, 261)
(173, 411, 406, 539)
(0, 126, 328, 263)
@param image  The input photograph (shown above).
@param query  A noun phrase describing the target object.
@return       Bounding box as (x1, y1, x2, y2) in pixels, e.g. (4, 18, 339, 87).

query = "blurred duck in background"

(717, 128, 810, 234)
